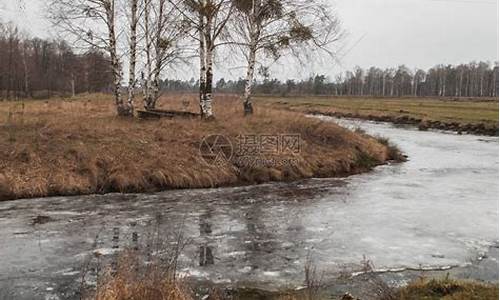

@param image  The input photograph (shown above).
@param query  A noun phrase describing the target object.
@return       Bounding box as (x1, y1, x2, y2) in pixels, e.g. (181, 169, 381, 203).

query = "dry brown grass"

(93, 252, 192, 300)
(0, 93, 396, 201)
(91, 249, 498, 300)
(389, 277, 499, 300)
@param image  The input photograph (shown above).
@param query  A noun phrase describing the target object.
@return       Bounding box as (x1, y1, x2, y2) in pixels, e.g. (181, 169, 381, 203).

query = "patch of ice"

(178, 268, 209, 278)
(44, 294, 59, 300)
(46, 211, 82, 216)
(305, 238, 323, 243)
(213, 278, 232, 284)
(93, 248, 120, 256)
(239, 266, 252, 273)
(56, 268, 80, 276)
(222, 251, 246, 257)
(262, 271, 280, 277)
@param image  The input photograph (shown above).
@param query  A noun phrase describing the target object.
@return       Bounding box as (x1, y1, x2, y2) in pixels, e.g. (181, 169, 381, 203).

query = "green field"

(258, 96, 499, 126)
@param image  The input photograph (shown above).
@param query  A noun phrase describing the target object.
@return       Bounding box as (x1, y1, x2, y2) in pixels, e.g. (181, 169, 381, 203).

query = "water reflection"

(199, 210, 215, 266)
(0, 120, 497, 298)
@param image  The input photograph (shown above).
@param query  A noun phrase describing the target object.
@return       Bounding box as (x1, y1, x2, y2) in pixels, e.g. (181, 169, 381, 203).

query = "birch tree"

(50, 0, 134, 116)
(171, 0, 234, 119)
(232, 0, 342, 115)
(127, 0, 139, 109)
(142, 0, 188, 110)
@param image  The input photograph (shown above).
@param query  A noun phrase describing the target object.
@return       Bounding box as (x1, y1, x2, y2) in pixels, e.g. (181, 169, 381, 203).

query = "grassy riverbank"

(86, 242, 499, 300)
(92, 257, 499, 300)
(259, 96, 499, 135)
(394, 277, 498, 300)
(0, 94, 401, 201)
(232, 278, 499, 300)
(94, 276, 498, 299)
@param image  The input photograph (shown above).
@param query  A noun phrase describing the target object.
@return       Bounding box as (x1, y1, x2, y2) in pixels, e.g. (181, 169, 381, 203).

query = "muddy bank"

(307, 110, 499, 136)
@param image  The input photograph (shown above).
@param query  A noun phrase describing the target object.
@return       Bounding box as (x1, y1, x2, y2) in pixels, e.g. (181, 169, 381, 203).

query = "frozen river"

(0, 117, 498, 299)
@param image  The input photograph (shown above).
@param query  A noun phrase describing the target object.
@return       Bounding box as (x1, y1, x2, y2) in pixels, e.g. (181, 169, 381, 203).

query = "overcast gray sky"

(1, 0, 498, 80)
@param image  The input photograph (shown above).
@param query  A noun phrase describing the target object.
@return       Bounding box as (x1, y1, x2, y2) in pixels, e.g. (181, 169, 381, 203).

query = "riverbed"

(0, 118, 498, 299)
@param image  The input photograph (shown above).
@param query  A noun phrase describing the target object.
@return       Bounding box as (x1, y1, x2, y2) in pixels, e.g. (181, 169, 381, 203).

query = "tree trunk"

(382, 76, 386, 96)
(151, 58, 162, 108)
(21, 43, 30, 97)
(442, 72, 446, 96)
(150, 0, 166, 109)
(243, 25, 258, 116)
(71, 73, 76, 97)
(199, 15, 207, 117)
(480, 73, 484, 97)
(459, 71, 463, 97)
(198, 11, 214, 119)
(127, 0, 138, 111)
(243, 48, 256, 115)
(143, 0, 154, 110)
(106, 0, 132, 117)
(202, 45, 214, 119)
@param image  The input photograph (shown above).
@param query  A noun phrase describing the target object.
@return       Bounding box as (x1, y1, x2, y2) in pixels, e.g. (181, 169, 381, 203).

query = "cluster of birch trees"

(49, 0, 341, 118)
(0, 22, 113, 99)
(134, 61, 500, 99)
(330, 63, 499, 98)
(203, 62, 499, 98)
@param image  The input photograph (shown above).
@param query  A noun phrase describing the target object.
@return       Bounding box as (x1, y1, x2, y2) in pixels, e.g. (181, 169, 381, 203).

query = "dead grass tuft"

(94, 255, 192, 300)
(375, 136, 407, 162)
(391, 277, 499, 300)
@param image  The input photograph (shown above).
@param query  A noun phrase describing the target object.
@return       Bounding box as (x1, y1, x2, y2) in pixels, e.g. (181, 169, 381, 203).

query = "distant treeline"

(1, 21, 497, 100)
(0, 23, 113, 99)
(163, 62, 499, 98)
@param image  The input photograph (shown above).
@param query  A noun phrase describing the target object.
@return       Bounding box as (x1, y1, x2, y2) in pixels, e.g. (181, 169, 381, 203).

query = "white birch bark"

(197, 5, 214, 119)
(198, 12, 207, 116)
(151, 51, 162, 107)
(165, 0, 232, 118)
(243, 23, 258, 115)
(151, 0, 166, 107)
(241, 0, 260, 116)
(202, 44, 214, 119)
(105, 0, 132, 116)
(143, 0, 154, 109)
(127, 0, 138, 111)
(243, 45, 257, 115)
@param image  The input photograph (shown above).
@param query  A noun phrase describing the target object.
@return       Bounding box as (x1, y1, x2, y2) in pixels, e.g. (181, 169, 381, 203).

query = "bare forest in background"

(0, 23, 114, 99)
(0, 19, 497, 101)
(164, 62, 500, 98)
